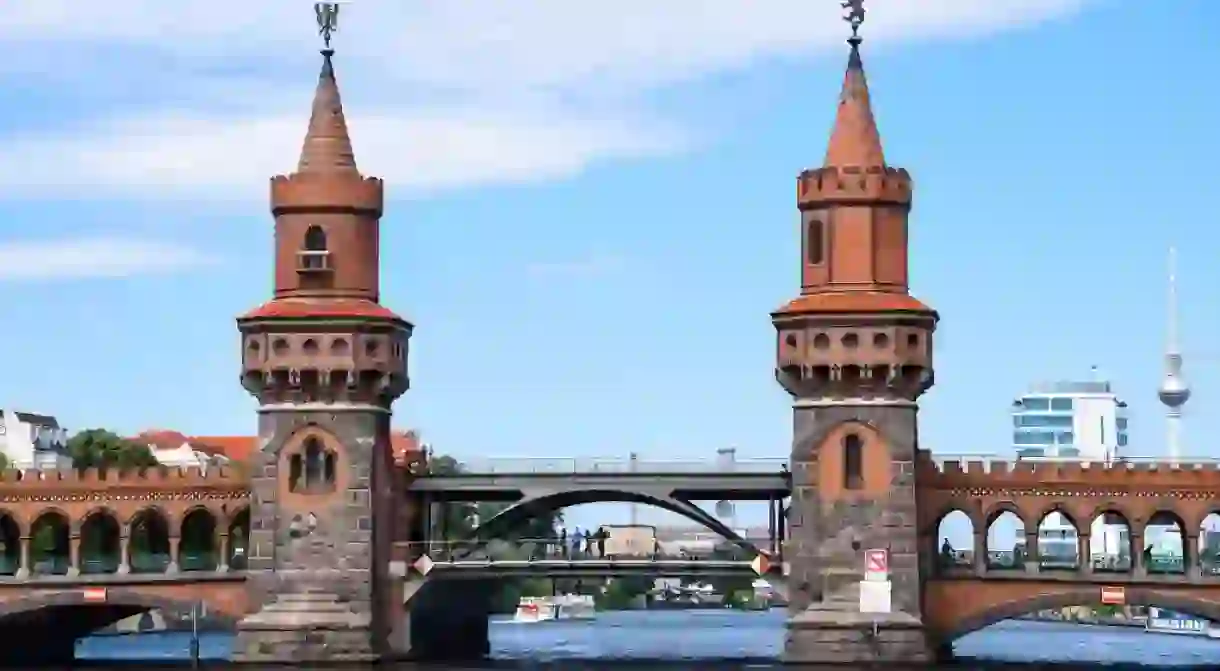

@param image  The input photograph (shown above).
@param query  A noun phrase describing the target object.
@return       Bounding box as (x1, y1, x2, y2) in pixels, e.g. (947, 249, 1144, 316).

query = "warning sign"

(751, 554, 771, 576)
(1100, 586, 1125, 605)
(864, 548, 889, 581)
(82, 587, 107, 603)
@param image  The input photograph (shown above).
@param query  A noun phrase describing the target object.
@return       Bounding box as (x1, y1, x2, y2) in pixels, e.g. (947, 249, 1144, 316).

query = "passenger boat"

(512, 595, 596, 623)
(1145, 607, 1215, 637)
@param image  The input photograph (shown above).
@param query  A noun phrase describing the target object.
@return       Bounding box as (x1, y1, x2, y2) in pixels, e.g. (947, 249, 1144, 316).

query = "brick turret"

(773, 36, 937, 404)
(232, 47, 409, 663)
(775, 29, 939, 664)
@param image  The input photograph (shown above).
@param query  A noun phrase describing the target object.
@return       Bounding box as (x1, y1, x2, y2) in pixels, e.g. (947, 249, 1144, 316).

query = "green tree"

(68, 429, 159, 471)
(0, 452, 8, 471)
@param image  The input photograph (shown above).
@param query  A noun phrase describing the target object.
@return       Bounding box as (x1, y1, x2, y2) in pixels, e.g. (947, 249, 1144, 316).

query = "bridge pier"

(396, 579, 492, 660)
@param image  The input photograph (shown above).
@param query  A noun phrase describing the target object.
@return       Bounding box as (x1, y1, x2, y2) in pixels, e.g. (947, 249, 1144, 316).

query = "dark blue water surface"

(75, 610, 1220, 667)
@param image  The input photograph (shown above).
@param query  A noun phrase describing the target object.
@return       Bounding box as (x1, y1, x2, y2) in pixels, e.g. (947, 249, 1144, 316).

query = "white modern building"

(1011, 379, 1129, 461)
(1007, 379, 1131, 558)
(0, 410, 71, 470)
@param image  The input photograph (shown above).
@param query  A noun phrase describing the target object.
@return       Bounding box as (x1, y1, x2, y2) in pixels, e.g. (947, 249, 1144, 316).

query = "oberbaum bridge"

(0, 4, 1216, 666)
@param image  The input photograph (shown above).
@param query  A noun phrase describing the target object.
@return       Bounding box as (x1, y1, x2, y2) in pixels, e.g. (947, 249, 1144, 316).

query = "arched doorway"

(228, 508, 249, 570)
(128, 509, 171, 573)
(79, 510, 121, 574)
(29, 511, 70, 575)
(0, 513, 19, 575)
(179, 509, 217, 571)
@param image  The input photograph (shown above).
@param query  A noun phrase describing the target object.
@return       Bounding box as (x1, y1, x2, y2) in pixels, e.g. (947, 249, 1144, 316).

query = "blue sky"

(0, 2, 1217, 533)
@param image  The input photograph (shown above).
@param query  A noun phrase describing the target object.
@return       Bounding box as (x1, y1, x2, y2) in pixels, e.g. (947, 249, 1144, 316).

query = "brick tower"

(771, 22, 938, 664)
(231, 46, 412, 662)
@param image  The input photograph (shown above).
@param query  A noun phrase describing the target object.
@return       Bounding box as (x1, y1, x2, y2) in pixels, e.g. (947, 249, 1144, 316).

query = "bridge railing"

(431, 457, 789, 475)
(403, 538, 757, 563)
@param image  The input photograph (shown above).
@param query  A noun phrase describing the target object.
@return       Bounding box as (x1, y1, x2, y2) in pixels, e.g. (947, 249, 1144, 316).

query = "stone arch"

(940, 587, 1220, 642)
(983, 502, 1025, 529)
(279, 425, 346, 500)
(29, 509, 71, 575)
(78, 507, 122, 574)
(179, 507, 219, 571)
(126, 506, 172, 573)
(1033, 504, 1080, 531)
(462, 489, 760, 557)
(0, 590, 242, 628)
(0, 508, 25, 538)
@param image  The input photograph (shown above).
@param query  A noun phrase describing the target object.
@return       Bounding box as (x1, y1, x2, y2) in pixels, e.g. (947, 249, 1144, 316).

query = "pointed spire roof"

(297, 49, 359, 175)
(824, 39, 886, 169)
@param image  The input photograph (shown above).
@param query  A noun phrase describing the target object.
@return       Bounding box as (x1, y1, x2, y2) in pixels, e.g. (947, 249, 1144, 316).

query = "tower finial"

(297, 2, 358, 175)
(315, 1, 343, 53)
(842, 0, 866, 45)
(824, 0, 884, 168)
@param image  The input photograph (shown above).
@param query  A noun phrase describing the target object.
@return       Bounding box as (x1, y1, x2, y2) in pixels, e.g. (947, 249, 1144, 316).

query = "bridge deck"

(414, 472, 790, 501)
(410, 558, 769, 579)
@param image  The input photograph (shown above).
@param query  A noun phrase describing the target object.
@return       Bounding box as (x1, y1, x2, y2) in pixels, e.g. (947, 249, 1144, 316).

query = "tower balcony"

(296, 250, 332, 273)
(774, 321, 934, 401)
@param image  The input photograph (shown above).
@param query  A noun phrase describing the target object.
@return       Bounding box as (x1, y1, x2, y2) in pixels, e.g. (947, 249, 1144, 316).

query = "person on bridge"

(571, 527, 584, 558)
(558, 527, 568, 558)
(594, 527, 608, 558)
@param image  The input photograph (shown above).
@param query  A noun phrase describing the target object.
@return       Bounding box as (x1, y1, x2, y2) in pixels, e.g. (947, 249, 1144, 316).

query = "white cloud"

(0, 0, 1091, 199)
(0, 110, 684, 200)
(0, 238, 215, 280)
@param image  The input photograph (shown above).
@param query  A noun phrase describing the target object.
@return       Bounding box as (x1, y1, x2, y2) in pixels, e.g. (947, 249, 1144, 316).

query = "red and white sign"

(1100, 586, 1126, 605)
(82, 587, 107, 603)
(864, 549, 889, 574)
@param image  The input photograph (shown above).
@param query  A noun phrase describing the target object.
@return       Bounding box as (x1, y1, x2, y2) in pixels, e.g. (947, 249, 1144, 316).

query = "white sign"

(864, 548, 889, 581)
(858, 579, 892, 614)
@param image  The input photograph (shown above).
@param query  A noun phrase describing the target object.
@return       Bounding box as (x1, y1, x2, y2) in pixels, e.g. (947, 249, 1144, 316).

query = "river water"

(75, 611, 1220, 667)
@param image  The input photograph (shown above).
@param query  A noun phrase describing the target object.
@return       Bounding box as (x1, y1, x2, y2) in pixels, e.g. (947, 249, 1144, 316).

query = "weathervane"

(841, 0, 866, 43)
(314, 2, 343, 51)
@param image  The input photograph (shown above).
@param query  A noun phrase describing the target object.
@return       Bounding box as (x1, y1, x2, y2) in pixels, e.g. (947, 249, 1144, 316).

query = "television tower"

(1157, 247, 1190, 462)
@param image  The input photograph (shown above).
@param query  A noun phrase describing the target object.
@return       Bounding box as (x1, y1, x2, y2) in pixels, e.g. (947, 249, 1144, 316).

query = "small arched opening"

(1145, 511, 1187, 575)
(79, 510, 121, 574)
(179, 509, 218, 571)
(0, 513, 20, 575)
(289, 436, 337, 494)
(228, 508, 250, 570)
(1198, 513, 1220, 576)
(29, 511, 70, 575)
(983, 507, 1025, 570)
(128, 509, 172, 573)
(1035, 508, 1080, 571)
(936, 510, 974, 572)
(1087, 509, 1132, 573)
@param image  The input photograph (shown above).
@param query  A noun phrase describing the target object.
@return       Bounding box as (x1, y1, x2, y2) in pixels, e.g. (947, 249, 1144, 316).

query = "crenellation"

(797, 165, 912, 207)
(269, 174, 383, 216)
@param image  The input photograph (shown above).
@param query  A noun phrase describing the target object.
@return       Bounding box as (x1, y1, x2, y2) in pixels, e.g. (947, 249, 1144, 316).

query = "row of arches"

(0, 508, 250, 577)
(934, 507, 1220, 577)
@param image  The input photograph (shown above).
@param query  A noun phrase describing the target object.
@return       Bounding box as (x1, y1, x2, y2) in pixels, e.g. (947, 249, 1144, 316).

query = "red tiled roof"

(133, 429, 191, 451)
(240, 298, 404, 321)
(190, 436, 259, 463)
(130, 430, 424, 466)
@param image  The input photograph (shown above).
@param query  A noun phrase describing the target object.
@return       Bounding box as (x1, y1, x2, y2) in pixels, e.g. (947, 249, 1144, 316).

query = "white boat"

(513, 595, 596, 623)
(1145, 607, 1213, 637)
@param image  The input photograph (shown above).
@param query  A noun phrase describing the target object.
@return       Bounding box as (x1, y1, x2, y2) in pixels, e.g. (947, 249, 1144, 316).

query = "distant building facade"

(1011, 380, 1129, 461)
(0, 410, 70, 470)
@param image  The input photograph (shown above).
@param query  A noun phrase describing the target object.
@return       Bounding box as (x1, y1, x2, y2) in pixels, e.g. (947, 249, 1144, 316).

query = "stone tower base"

(231, 592, 378, 663)
(785, 583, 933, 665)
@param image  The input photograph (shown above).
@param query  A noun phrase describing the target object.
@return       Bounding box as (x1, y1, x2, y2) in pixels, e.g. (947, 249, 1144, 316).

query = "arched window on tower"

(298, 225, 332, 272)
(806, 219, 825, 265)
(843, 433, 863, 490)
(289, 437, 337, 494)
